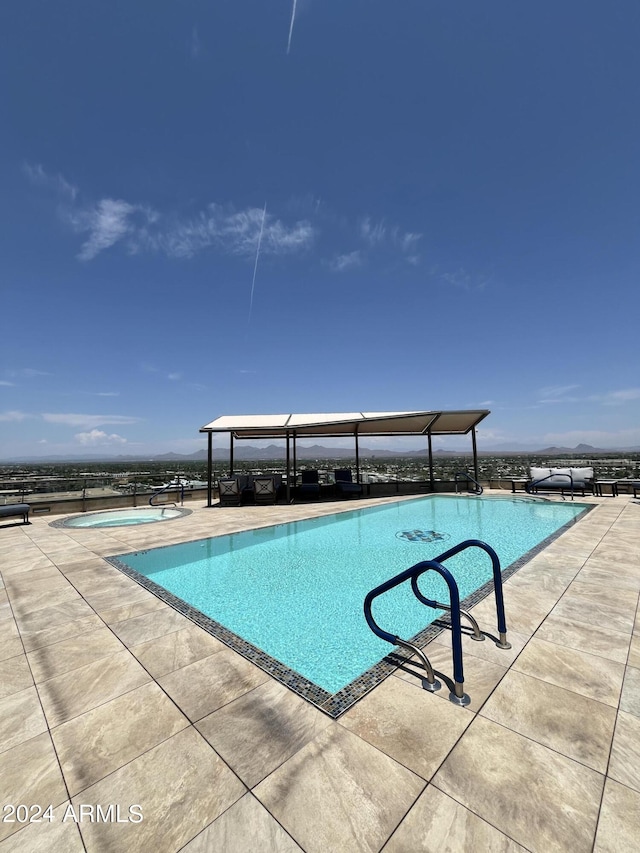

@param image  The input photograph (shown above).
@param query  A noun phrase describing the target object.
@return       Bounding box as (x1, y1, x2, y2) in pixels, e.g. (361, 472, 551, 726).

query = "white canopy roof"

(200, 410, 490, 439)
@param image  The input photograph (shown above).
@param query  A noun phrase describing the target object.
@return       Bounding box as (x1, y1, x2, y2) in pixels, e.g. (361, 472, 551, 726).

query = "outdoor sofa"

(527, 467, 594, 497)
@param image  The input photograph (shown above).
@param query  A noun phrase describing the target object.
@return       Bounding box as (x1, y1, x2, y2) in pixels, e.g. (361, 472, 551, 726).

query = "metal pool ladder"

(364, 539, 511, 706)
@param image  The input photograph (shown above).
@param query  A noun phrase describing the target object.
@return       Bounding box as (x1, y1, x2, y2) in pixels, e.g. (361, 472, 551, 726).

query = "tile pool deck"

(0, 492, 639, 852)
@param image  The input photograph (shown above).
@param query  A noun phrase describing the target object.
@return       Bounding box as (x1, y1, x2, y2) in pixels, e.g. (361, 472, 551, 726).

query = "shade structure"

(201, 409, 489, 438)
(200, 409, 490, 504)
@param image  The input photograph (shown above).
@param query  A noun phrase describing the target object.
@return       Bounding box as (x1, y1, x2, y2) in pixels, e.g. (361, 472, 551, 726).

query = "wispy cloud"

(190, 26, 201, 59)
(70, 199, 141, 261)
(0, 381, 15, 387)
(75, 429, 127, 446)
(43, 413, 141, 428)
(0, 410, 29, 422)
(329, 250, 362, 272)
(537, 386, 640, 406)
(167, 372, 182, 381)
(435, 267, 489, 292)
(4, 368, 51, 379)
(360, 217, 387, 247)
(539, 384, 581, 398)
(23, 162, 77, 201)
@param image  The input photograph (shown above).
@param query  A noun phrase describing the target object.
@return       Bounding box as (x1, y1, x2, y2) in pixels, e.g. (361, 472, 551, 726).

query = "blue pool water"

(114, 496, 586, 694)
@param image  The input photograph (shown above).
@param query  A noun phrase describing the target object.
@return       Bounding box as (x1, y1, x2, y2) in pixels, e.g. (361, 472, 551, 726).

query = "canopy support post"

(229, 433, 234, 476)
(293, 431, 297, 489)
(428, 431, 434, 491)
(207, 432, 213, 507)
(286, 431, 291, 503)
(471, 426, 479, 484)
(355, 427, 360, 483)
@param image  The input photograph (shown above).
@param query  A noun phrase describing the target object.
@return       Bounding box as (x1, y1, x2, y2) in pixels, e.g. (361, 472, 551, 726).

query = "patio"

(1, 492, 639, 852)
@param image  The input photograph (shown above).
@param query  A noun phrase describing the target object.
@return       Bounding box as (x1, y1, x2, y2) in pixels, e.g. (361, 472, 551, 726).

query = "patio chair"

(334, 469, 363, 499)
(298, 470, 321, 501)
(217, 477, 242, 507)
(253, 476, 278, 505)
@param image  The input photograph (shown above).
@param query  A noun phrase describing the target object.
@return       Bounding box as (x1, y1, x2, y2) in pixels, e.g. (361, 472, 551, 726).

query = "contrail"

(286, 0, 297, 54)
(248, 202, 267, 326)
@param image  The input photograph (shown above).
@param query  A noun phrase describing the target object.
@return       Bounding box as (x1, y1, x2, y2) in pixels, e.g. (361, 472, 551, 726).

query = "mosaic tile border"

(51, 507, 192, 529)
(106, 499, 594, 718)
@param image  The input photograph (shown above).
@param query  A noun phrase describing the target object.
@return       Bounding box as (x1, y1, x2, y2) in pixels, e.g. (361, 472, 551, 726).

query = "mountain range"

(3, 442, 640, 463)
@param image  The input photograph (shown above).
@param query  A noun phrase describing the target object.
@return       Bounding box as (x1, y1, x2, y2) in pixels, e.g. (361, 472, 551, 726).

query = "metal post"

(471, 426, 479, 485)
(286, 431, 291, 502)
(207, 432, 213, 507)
(229, 433, 234, 476)
(293, 431, 297, 488)
(355, 427, 360, 483)
(428, 431, 434, 490)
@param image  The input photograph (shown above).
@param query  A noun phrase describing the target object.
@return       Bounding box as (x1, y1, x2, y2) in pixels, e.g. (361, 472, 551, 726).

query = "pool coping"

(106, 496, 595, 718)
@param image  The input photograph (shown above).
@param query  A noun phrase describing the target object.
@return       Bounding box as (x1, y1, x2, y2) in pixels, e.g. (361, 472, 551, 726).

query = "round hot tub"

(52, 507, 191, 529)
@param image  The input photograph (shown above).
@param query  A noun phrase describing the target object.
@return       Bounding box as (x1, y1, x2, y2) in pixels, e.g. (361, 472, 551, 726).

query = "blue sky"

(2, 0, 640, 458)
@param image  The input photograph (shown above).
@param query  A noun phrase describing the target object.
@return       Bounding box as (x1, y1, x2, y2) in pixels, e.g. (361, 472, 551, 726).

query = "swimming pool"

(109, 496, 589, 714)
(54, 507, 191, 528)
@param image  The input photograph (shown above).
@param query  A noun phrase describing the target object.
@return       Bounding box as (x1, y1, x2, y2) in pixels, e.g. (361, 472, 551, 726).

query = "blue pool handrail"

(364, 559, 469, 705)
(413, 539, 511, 650)
(364, 538, 511, 707)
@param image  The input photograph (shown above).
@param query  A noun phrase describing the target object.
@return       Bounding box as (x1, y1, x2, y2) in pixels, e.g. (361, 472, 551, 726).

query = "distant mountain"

(3, 442, 640, 464)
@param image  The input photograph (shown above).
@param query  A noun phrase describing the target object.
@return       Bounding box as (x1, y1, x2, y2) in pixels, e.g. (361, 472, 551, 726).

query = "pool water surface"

(109, 496, 589, 712)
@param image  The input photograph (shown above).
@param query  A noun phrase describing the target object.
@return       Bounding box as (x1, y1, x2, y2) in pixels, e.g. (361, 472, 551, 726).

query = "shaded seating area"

(217, 475, 283, 506)
(217, 478, 242, 506)
(201, 410, 490, 506)
(253, 476, 278, 505)
(298, 470, 321, 501)
(334, 469, 363, 499)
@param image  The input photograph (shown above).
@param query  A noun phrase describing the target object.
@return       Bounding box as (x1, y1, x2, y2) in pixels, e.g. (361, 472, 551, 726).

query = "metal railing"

(364, 539, 510, 707)
(454, 472, 483, 495)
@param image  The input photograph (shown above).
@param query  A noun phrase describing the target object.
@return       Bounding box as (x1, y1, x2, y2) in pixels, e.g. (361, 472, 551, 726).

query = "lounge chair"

(253, 476, 278, 505)
(298, 470, 321, 501)
(217, 477, 242, 506)
(334, 469, 363, 499)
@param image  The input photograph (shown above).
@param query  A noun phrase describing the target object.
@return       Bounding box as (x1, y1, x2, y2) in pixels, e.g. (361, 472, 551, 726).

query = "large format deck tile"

(0, 733, 67, 843)
(109, 606, 190, 647)
(608, 710, 640, 793)
(182, 793, 302, 852)
(71, 727, 246, 853)
(130, 623, 226, 679)
(197, 679, 331, 788)
(594, 778, 640, 852)
(549, 583, 637, 636)
(619, 665, 640, 717)
(0, 687, 48, 754)
(158, 647, 270, 722)
(433, 715, 604, 853)
(36, 649, 151, 727)
(254, 724, 424, 853)
(51, 681, 190, 795)
(512, 637, 625, 707)
(395, 642, 508, 712)
(383, 784, 527, 852)
(27, 626, 125, 683)
(15, 600, 97, 650)
(480, 669, 616, 772)
(536, 613, 631, 663)
(0, 802, 84, 852)
(0, 653, 33, 700)
(339, 674, 472, 779)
